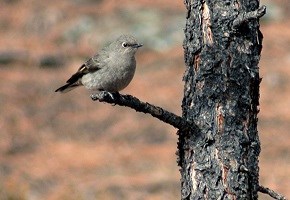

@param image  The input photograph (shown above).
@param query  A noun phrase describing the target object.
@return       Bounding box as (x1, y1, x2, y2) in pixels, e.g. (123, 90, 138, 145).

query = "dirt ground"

(0, 0, 289, 199)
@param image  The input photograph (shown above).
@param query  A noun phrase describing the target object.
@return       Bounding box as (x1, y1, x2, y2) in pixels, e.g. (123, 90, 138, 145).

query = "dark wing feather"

(66, 55, 101, 84)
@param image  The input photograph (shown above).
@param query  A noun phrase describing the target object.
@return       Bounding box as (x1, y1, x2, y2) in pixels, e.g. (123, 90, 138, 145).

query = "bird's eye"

(122, 42, 128, 48)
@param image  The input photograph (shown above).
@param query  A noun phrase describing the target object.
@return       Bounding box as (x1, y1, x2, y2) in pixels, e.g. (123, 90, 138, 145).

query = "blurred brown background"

(0, 0, 289, 199)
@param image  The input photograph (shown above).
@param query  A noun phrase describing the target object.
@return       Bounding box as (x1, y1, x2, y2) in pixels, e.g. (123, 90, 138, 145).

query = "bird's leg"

(90, 91, 120, 103)
(111, 91, 120, 99)
(106, 92, 120, 106)
(106, 91, 115, 99)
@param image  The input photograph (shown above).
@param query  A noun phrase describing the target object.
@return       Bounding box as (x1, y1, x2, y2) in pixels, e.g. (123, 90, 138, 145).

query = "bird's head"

(111, 34, 143, 56)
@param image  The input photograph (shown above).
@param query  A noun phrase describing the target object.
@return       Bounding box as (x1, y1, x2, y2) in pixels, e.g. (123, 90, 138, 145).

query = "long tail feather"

(55, 83, 79, 93)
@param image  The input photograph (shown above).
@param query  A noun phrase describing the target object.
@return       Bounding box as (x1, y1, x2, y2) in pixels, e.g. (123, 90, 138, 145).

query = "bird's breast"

(82, 56, 136, 92)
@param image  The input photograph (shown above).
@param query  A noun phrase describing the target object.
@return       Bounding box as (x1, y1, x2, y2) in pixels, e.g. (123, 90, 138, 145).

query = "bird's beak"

(133, 43, 143, 48)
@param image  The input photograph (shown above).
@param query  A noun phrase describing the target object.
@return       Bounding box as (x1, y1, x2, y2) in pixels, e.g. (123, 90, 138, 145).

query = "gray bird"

(55, 34, 142, 93)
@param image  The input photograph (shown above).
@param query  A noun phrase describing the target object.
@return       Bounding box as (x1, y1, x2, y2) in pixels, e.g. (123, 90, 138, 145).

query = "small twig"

(233, 5, 266, 29)
(91, 91, 197, 132)
(258, 185, 287, 200)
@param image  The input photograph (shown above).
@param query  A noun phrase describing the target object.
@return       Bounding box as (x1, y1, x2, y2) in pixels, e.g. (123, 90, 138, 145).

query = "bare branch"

(91, 91, 198, 133)
(233, 5, 266, 29)
(258, 185, 287, 200)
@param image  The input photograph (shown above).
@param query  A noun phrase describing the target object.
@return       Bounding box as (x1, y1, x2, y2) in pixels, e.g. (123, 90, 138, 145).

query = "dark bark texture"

(178, 0, 263, 199)
(91, 91, 197, 132)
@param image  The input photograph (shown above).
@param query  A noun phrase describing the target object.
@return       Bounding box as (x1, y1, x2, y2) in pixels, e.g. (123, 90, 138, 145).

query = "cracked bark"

(178, 0, 265, 199)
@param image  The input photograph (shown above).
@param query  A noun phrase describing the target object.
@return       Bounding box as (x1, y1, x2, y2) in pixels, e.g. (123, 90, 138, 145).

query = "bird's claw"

(90, 93, 99, 101)
(106, 92, 115, 100)
(91, 91, 120, 104)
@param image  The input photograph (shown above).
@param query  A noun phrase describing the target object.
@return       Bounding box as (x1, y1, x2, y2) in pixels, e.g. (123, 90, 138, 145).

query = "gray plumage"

(55, 34, 142, 93)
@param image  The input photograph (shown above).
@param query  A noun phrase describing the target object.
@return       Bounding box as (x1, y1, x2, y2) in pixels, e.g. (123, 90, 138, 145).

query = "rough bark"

(178, 0, 264, 199)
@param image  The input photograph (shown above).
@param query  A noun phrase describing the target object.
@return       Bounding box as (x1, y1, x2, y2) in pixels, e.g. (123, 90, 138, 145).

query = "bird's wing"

(66, 54, 102, 84)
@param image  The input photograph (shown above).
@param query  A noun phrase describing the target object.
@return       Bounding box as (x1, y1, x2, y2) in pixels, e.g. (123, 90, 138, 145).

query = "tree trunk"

(178, 0, 263, 199)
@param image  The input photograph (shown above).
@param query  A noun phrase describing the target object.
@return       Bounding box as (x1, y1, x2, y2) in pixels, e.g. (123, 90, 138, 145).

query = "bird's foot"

(107, 91, 120, 100)
(106, 92, 120, 106)
(90, 93, 99, 101)
(90, 91, 120, 102)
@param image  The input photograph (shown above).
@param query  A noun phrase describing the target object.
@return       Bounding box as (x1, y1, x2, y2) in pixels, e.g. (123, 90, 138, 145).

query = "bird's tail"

(55, 83, 80, 93)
